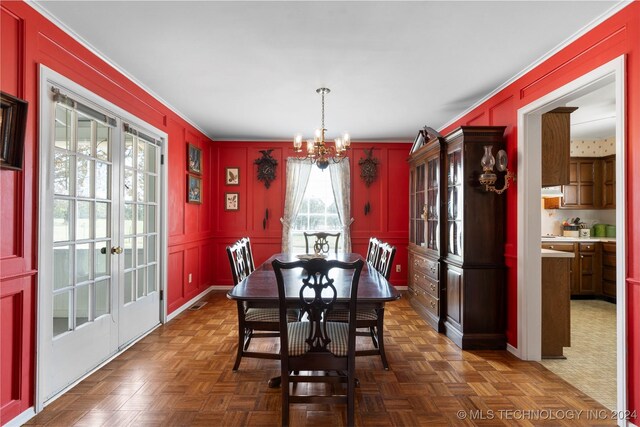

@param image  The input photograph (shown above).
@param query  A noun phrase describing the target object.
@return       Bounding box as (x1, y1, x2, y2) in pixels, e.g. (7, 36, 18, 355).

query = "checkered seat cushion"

(325, 309, 378, 322)
(245, 308, 298, 323)
(287, 321, 350, 357)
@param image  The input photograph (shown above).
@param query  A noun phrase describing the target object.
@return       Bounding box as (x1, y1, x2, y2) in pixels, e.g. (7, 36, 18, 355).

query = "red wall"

(438, 2, 640, 417)
(0, 2, 215, 422)
(213, 141, 410, 287)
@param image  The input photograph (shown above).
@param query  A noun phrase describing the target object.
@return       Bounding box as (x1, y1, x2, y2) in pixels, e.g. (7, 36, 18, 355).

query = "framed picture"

(225, 192, 239, 211)
(225, 167, 240, 185)
(1, 91, 28, 170)
(187, 175, 202, 204)
(187, 144, 202, 174)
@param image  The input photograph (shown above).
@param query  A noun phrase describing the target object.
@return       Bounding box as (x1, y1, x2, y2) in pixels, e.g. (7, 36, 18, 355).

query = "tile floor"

(540, 299, 617, 410)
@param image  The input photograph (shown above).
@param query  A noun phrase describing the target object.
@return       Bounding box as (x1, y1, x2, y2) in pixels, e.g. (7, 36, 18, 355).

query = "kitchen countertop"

(541, 236, 616, 243)
(541, 248, 576, 258)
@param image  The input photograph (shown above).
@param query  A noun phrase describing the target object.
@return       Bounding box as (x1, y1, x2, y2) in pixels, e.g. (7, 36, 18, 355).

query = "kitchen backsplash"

(570, 137, 615, 157)
(541, 199, 616, 235)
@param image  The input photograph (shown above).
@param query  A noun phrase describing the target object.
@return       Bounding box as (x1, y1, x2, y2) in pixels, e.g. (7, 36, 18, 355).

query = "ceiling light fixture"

(293, 88, 350, 169)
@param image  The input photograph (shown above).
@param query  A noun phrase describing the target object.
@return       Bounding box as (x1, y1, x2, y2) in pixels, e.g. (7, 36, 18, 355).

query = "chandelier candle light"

(479, 145, 514, 194)
(293, 88, 350, 169)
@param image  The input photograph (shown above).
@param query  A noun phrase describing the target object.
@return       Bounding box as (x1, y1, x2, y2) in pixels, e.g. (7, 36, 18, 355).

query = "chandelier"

(293, 87, 350, 169)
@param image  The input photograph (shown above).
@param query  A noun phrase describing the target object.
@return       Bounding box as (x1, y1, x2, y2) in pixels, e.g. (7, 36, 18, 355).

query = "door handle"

(111, 246, 123, 255)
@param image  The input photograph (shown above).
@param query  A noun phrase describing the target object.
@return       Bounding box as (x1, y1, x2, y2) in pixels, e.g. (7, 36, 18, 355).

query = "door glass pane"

(95, 161, 109, 200)
(137, 205, 146, 234)
(124, 170, 134, 201)
(137, 268, 145, 298)
(54, 152, 71, 196)
(124, 271, 133, 304)
(77, 115, 92, 156)
(53, 199, 71, 242)
(148, 235, 156, 263)
(146, 174, 156, 203)
(77, 158, 93, 198)
(124, 134, 134, 167)
(53, 291, 71, 337)
(53, 246, 71, 290)
(55, 105, 72, 151)
(76, 285, 90, 327)
(95, 202, 108, 238)
(147, 205, 156, 232)
(76, 243, 91, 283)
(76, 201, 92, 240)
(146, 144, 156, 173)
(137, 140, 145, 170)
(96, 124, 110, 161)
(124, 238, 134, 269)
(124, 203, 134, 235)
(137, 237, 145, 266)
(95, 241, 109, 278)
(147, 264, 156, 293)
(95, 279, 110, 318)
(137, 172, 145, 202)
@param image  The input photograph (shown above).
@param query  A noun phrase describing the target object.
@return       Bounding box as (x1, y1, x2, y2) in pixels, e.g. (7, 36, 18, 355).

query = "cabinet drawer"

(413, 272, 439, 298)
(579, 243, 596, 252)
(411, 288, 439, 317)
(412, 255, 439, 279)
(602, 243, 616, 253)
(541, 243, 574, 252)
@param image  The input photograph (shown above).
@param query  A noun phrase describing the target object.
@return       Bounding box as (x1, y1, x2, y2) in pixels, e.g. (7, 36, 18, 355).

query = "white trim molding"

(516, 55, 626, 420)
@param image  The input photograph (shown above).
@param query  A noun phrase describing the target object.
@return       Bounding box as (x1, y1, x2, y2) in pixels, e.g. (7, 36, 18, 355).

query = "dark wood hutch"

(408, 126, 507, 350)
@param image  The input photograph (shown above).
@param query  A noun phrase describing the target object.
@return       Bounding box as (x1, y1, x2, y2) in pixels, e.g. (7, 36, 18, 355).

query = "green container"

(605, 225, 616, 237)
(593, 224, 606, 237)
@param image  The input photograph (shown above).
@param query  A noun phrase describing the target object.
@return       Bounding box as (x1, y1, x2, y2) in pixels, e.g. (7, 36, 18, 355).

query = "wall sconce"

(479, 145, 514, 194)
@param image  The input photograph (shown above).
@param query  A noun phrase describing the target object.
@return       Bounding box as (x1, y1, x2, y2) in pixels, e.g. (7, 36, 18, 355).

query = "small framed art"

(1, 91, 28, 170)
(187, 144, 202, 174)
(187, 175, 202, 204)
(225, 167, 239, 185)
(225, 192, 239, 211)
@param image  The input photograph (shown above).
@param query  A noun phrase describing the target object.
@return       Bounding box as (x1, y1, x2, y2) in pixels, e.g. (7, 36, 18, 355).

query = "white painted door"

(39, 70, 163, 403)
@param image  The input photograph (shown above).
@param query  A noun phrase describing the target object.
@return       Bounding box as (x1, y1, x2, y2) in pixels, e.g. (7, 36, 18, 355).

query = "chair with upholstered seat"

(303, 231, 340, 255)
(376, 242, 396, 280)
(227, 237, 297, 371)
(272, 257, 364, 427)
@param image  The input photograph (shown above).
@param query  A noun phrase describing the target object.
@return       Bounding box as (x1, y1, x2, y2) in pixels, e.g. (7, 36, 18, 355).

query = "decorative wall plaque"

(254, 149, 278, 189)
(358, 147, 379, 187)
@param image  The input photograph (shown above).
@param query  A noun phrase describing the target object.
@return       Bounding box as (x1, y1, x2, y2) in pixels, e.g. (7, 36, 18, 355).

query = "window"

(291, 167, 341, 253)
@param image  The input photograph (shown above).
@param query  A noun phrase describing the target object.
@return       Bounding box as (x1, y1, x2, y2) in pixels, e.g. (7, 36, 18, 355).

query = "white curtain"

(328, 159, 353, 252)
(280, 158, 312, 253)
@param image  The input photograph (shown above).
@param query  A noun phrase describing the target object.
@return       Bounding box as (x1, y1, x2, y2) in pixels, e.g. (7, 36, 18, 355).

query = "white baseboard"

(507, 343, 521, 358)
(4, 407, 36, 427)
(166, 286, 230, 322)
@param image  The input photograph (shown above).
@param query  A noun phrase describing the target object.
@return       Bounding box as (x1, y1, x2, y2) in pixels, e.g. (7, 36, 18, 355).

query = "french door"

(38, 68, 164, 404)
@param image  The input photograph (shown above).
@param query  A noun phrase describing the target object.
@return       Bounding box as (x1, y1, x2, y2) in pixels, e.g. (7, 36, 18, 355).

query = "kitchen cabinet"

(541, 242, 577, 294)
(541, 256, 572, 358)
(541, 107, 578, 187)
(442, 126, 506, 350)
(602, 242, 616, 298)
(577, 243, 601, 296)
(408, 129, 445, 332)
(561, 156, 615, 209)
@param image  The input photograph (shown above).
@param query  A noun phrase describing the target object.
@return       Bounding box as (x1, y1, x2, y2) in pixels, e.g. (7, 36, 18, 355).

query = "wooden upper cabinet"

(603, 155, 616, 209)
(561, 156, 615, 209)
(541, 107, 578, 187)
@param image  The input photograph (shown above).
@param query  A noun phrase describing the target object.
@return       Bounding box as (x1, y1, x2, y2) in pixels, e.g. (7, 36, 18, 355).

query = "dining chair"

(325, 239, 396, 369)
(303, 231, 340, 254)
(227, 237, 297, 371)
(272, 257, 364, 427)
(366, 236, 381, 267)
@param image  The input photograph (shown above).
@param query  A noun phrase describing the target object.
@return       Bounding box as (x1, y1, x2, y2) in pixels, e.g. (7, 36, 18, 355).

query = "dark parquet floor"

(25, 291, 615, 426)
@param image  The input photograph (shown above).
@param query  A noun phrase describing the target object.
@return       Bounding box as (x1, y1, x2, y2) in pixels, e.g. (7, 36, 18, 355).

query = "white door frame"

(37, 65, 169, 410)
(516, 55, 626, 418)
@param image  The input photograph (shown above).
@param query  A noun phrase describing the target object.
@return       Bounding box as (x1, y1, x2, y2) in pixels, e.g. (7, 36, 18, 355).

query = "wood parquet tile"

(25, 291, 616, 426)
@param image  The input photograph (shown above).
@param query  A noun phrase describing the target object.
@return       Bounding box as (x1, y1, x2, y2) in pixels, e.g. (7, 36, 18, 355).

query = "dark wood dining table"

(227, 253, 401, 386)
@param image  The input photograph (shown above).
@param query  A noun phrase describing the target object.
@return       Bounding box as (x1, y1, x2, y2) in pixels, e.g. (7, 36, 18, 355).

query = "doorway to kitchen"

(516, 56, 626, 415)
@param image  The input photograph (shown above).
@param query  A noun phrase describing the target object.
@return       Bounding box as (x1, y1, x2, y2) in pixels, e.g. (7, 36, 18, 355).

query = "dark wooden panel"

(541, 257, 571, 357)
(445, 266, 462, 326)
(541, 107, 577, 187)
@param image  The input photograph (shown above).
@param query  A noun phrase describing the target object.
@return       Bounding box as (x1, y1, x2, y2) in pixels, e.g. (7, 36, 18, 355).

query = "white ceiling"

(33, 1, 623, 142)
(569, 81, 616, 140)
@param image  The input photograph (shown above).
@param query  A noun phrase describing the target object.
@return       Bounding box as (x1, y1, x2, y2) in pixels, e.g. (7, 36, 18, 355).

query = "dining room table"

(226, 252, 401, 386)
